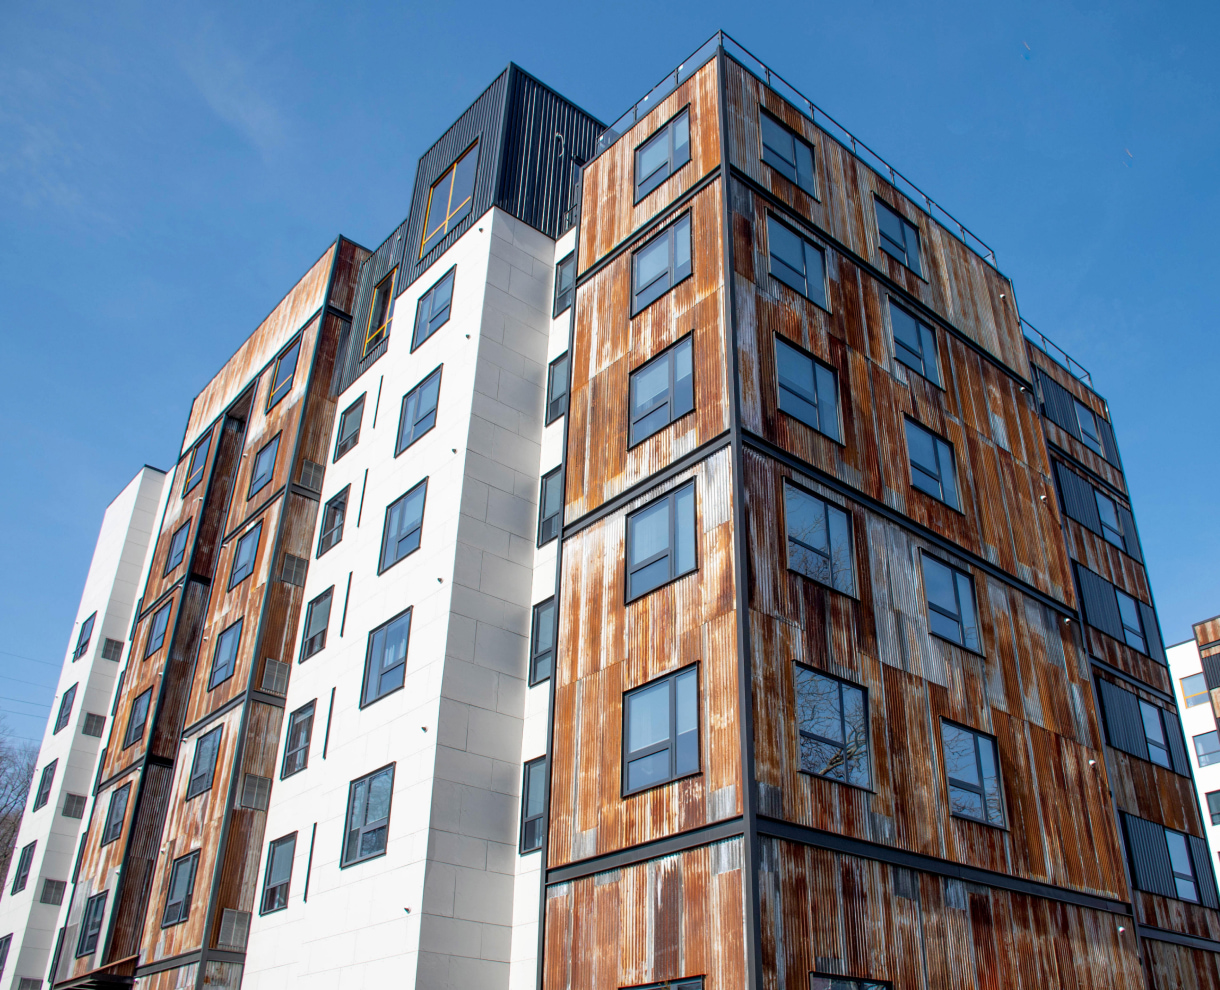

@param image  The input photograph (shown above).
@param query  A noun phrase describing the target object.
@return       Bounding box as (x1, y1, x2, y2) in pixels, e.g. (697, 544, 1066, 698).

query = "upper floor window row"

(1053, 462, 1142, 561)
(1033, 368, 1121, 469)
(635, 108, 690, 201)
(760, 111, 816, 196)
(876, 198, 923, 277)
(364, 269, 396, 358)
(422, 142, 478, 257)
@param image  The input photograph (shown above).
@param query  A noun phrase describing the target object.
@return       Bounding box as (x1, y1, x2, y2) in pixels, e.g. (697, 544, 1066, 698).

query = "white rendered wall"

(1168, 639, 1220, 862)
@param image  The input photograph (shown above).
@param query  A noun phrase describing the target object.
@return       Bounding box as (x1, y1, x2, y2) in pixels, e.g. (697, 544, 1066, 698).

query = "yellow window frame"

(363, 268, 397, 357)
(420, 142, 478, 258)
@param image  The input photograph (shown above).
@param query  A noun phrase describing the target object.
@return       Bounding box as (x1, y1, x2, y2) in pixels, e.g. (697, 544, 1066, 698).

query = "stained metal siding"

(1099, 678, 1149, 761)
(1054, 460, 1102, 534)
(1075, 562, 1125, 642)
(1123, 812, 1176, 898)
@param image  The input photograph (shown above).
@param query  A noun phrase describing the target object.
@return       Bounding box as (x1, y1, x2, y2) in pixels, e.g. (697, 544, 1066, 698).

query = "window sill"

(949, 810, 1007, 832)
(776, 408, 846, 449)
(928, 629, 986, 659)
(622, 767, 702, 799)
(625, 564, 699, 606)
(339, 849, 387, 871)
(630, 270, 694, 319)
(797, 767, 873, 794)
(787, 565, 857, 600)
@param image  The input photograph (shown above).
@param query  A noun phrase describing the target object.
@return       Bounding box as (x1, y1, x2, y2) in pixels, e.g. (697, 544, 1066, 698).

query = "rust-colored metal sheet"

(1143, 936, 1220, 988)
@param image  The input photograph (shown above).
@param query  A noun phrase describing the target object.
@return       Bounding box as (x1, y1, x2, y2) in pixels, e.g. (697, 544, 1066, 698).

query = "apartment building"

(3, 30, 1219, 990)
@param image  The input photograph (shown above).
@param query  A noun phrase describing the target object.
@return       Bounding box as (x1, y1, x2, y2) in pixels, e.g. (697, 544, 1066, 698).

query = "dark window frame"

(76, 891, 107, 957)
(622, 663, 701, 797)
(378, 480, 428, 573)
(420, 142, 479, 258)
(628, 333, 695, 448)
(904, 417, 961, 511)
(340, 763, 395, 868)
(810, 976, 892, 990)
(920, 552, 983, 654)
(411, 267, 456, 351)
(875, 197, 924, 277)
(625, 480, 699, 603)
(361, 608, 412, 708)
(774, 334, 841, 443)
(633, 105, 692, 201)
(145, 601, 172, 658)
(334, 393, 366, 462)
(553, 253, 575, 316)
(1138, 698, 1173, 770)
(520, 756, 547, 854)
(247, 433, 281, 501)
(54, 684, 77, 734)
(766, 213, 828, 309)
(1194, 730, 1220, 768)
(396, 366, 443, 454)
(165, 520, 191, 574)
(185, 726, 223, 800)
(11, 841, 34, 894)
(208, 618, 244, 691)
(160, 850, 200, 927)
(101, 783, 131, 845)
(260, 832, 297, 914)
(940, 719, 1005, 827)
(73, 613, 96, 660)
(228, 521, 262, 589)
(363, 268, 397, 357)
(1074, 398, 1105, 456)
(631, 213, 693, 315)
(182, 432, 212, 497)
(759, 108, 817, 196)
(318, 486, 349, 558)
(32, 760, 56, 811)
(1114, 587, 1148, 653)
(782, 479, 855, 596)
(281, 700, 316, 778)
(793, 661, 871, 790)
(123, 688, 153, 749)
(529, 598, 556, 686)
(267, 335, 302, 411)
(546, 353, 570, 426)
(887, 298, 942, 387)
(1207, 790, 1220, 827)
(537, 467, 563, 546)
(300, 587, 334, 661)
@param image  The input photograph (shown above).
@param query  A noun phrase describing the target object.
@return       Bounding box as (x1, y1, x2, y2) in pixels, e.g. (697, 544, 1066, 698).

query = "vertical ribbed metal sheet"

(1054, 461, 1101, 535)
(1035, 368, 1081, 442)
(1075, 562, 1125, 642)
(1122, 812, 1175, 898)
(1138, 600, 1166, 664)
(1096, 679, 1147, 761)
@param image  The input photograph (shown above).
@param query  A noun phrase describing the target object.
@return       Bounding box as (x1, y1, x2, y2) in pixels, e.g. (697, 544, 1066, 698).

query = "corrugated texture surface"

(1143, 938, 1220, 989)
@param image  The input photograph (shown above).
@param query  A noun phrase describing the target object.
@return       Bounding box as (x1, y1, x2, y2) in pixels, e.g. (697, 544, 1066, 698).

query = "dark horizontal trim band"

(96, 758, 145, 794)
(289, 482, 321, 502)
(136, 577, 187, 625)
(200, 948, 247, 966)
(250, 689, 286, 708)
(1045, 439, 1128, 502)
(1137, 923, 1220, 955)
(134, 949, 200, 977)
(222, 487, 285, 547)
(545, 817, 746, 884)
(1091, 657, 1175, 706)
(182, 694, 247, 739)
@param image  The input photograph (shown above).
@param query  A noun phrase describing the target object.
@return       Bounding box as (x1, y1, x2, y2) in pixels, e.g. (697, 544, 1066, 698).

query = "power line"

(0, 696, 50, 708)
(0, 707, 47, 719)
(0, 648, 61, 668)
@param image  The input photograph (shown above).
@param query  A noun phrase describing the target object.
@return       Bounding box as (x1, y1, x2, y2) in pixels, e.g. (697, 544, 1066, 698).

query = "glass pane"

(776, 339, 816, 400)
(672, 112, 690, 168)
(525, 762, 546, 818)
(1115, 591, 1141, 630)
(904, 219, 922, 275)
(450, 147, 478, 219)
(348, 778, 369, 828)
(674, 486, 696, 575)
(1166, 830, 1194, 875)
(633, 407, 669, 445)
(629, 500, 670, 568)
(627, 680, 671, 753)
(795, 140, 815, 194)
(814, 363, 839, 440)
(636, 128, 670, 187)
(268, 838, 294, 885)
(675, 669, 698, 775)
(920, 325, 940, 385)
(630, 557, 670, 598)
(306, 594, 332, 639)
(760, 115, 796, 177)
(380, 615, 410, 674)
(1095, 491, 1120, 531)
(928, 610, 961, 644)
(1140, 702, 1167, 747)
(922, 557, 958, 617)
(366, 769, 393, 823)
(1183, 673, 1208, 707)
(905, 420, 939, 478)
(673, 338, 694, 416)
(423, 175, 451, 247)
(949, 782, 984, 819)
(936, 439, 959, 509)
(954, 572, 980, 651)
(942, 723, 980, 786)
(876, 202, 905, 252)
(1194, 731, 1220, 766)
(673, 217, 691, 278)
(627, 750, 669, 792)
(842, 683, 869, 786)
(272, 340, 300, 395)
(978, 736, 1002, 823)
(632, 357, 671, 418)
(634, 236, 670, 297)
(891, 304, 922, 360)
(359, 825, 387, 859)
(803, 242, 827, 308)
(535, 601, 555, 654)
(827, 505, 854, 595)
(1176, 876, 1200, 902)
(768, 218, 806, 281)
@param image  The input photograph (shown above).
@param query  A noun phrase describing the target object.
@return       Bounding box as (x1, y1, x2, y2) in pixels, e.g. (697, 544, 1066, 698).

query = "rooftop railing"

(1021, 319, 1093, 389)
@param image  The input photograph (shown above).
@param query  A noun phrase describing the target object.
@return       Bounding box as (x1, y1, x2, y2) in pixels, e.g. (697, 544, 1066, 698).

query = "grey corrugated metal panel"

(1166, 713, 1191, 776)
(1098, 678, 1149, 761)
(1189, 833, 1220, 908)
(1139, 601, 1167, 665)
(1075, 562, 1125, 641)
(1097, 415, 1123, 469)
(1202, 655, 1220, 692)
(1122, 812, 1176, 898)
(1117, 506, 1142, 563)
(1034, 367, 1081, 439)
(1054, 460, 1101, 535)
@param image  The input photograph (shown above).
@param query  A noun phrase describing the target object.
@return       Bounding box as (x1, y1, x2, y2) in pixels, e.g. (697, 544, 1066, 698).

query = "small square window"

(623, 666, 699, 795)
(82, 713, 106, 738)
(342, 764, 395, 866)
(412, 269, 455, 351)
(145, 602, 172, 658)
(123, 688, 153, 748)
(1195, 730, 1220, 767)
(54, 684, 77, 734)
(185, 726, 222, 799)
(229, 522, 262, 589)
(62, 793, 87, 819)
(554, 254, 575, 316)
(632, 214, 692, 314)
(626, 481, 697, 601)
(183, 433, 212, 497)
(529, 599, 556, 685)
(101, 783, 131, 845)
(396, 368, 442, 453)
(1115, 589, 1147, 652)
(267, 337, 301, 410)
(11, 841, 35, 893)
(921, 554, 981, 652)
(538, 468, 563, 546)
(282, 700, 315, 777)
(546, 354, 570, 425)
(941, 721, 1004, 826)
(905, 418, 960, 510)
(335, 394, 365, 461)
(795, 664, 870, 787)
(1206, 790, 1220, 826)
(421, 143, 478, 257)
(101, 638, 124, 662)
(362, 609, 411, 707)
(1182, 673, 1209, 709)
(634, 108, 691, 200)
(1074, 399, 1104, 456)
(379, 481, 427, 572)
(261, 833, 297, 913)
(248, 435, 281, 500)
(301, 588, 333, 660)
(166, 521, 191, 574)
(760, 110, 816, 195)
(209, 619, 244, 690)
(888, 300, 941, 386)
(161, 850, 200, 927)
(76, 891, 107, 956)
(775, 337, 840, 442)
(364, 270, 396, 357)
(630, 335, 694, 446)
(41, 878, 66, 905)
(32, 760, 56, 811)
(875, 198, 923, 276)
(318, 487, 348, 557)
(520, 757, 547, 853)
(767, 215, 827, 308)
(783, 481, 854, 595)
(73, 613, 96, 661)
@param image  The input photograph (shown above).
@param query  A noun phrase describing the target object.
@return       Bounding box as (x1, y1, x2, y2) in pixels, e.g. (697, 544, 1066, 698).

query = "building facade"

(1168, 634, 1220, 865)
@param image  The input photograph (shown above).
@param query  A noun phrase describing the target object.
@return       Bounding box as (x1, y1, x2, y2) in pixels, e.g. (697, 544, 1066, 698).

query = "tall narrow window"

(1139, 700, 1172, 769)
(184, 726, 222, 800)
(342, 765, 395, 865)
(1167, 829, 1201, 902)
(318, 487, 348, 557)
(248, 434, 280, 499)
(412, 269, 455, 350)
(73, 613, 96, 660)
(32, 760, 56, 811)
(261, 833, 297, 913)
(794, 665, 870, 787)
(54, 684, 77, 734)
(921, 554, 981, 652)
(229, 522, 262, 589)
(553, 254, 575, 316)
(634, 108, 690, 200)
(623, 666, 698, 794)
(267, 337, 301, 409)
(362, 610, 411, 707)
(520, 757, 547, 853)
(1195, 731, 1220, 768)
(421, 143, 478, 256)
(529, 599, 556, 685)
(888, 300, 941, 386)
(364, 270, 396, 356)
(767, 215, 827, 308)
(145, 602, 171, 657)
(630, 336, 694, 445)
(123, 688, 153, 748)
(941, 721, 1003, 826)
(76, 891, 107, 957)
(875, 199, 923, 276)
(546, 354, 570, 425)
(183, 433, 211, 496)
(101, 783, 131, 845)
(1094, 489, 1126, 550)
(775, 337, 840, 441)
(626, 481, 697, 601)
(538, 468, 563, 546)
(1074, 399, 1104, 456)
(282, 701, 315, 777)
(1182, 673, 1209, 709)
(209, 619, 243, 690)
(11, 842, 34, 893)
(905, 419, 960, 509)
(165, 521, 191, 573)
(379, 481, 427, 571)
(334, 394, 365, 461)
(632, 214, 692, 314)
(1115, 589, 1147, 652)
(1207, 791, 1220, 826)
(396, 368, 442, 453)
(301, 588, 333, 660)
(161, 850, 200, 926)
(783, 482, 854, 594)
(760, 111, 816, 195)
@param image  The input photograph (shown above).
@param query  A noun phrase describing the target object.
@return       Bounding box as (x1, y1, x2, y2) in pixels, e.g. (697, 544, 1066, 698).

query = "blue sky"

(1, 0, 1216, 741)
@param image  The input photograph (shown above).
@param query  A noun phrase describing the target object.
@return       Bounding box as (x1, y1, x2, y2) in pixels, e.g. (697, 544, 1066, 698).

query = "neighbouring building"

(1169, 619, 1220, 870)
(2, 30, 1219, 990)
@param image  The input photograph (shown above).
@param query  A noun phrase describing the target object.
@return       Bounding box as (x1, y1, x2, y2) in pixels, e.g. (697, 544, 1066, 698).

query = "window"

(54, 684, 77, 734)
(145, 602, 171, 657)
(41, 879, 66, 905)
(553, 254, 575, 315)
(123, 688, 152, 748)
(1182, 673, 1209, 709)
(811, 978, 890, 990)
(342, 765, 395, 866)
(626, 481, 697, 601)
(760, 111, 816, 195)
(248, 435, 280, 499)
(32, 760, 56, 811)
(102, 638, 124, 661)
(73, 613, 96, 660)
(1094, 490, 1125, 550)
(1074, 399, 1104, 456)
(421, 143, 478, 256)
(1195, 731, 1220, 768)
(921, 554, 981, 652)
(0, 934, 11, 981)
(165, 521, 190, 574)
(632, 982, 702, 990)
(209, 619, 243, 690)
(261, 833, 296, 913)
(101, 784, 130, 845)
(794, 665, 870, 787)
(876, 198, 923, 275)
(520, 757, 546, 853)
(889, 300, 941, 386)
(364, 270, 396, 356)
(11, 842, 34, 893)
(630, 336, 694, 445)
(298, 588, 333, 661)
(318, 487, 348, 556)
(1137, 700, 1174, 769)
(396, 368, 442, 453)
(363, 609, 411, 707)
(1074, 564, 1164, 662)
(775, 337, 840, 441)
(538, 468, 563, 546)
(379, 481, 427, 571)
(185, 726, 222, 799)
(412, 268, 455, 350)
(634, 108, 690, 200)
(267, 337, 301, 409)
(632, 214, 692, 314)
(161, 850, 200, 926)
(1167, 829, 1201, 902)
(62, 793, 87, 819)
(1207, 791, 1220, 826)
(546, 354, 570, 425)
(1114, 589, 1147, 652)
(941, 721, 1004, 826)
(82, 711, 106, 738)
(183, 433, 211, 496)
(335, 394, 365, 460)
(282, 701, 315, 777)
(529, 599, 556, 685)
(229, 522, 262, 588)
(1123, 812, 1218, 906)
(767, 215, 827, 308)
(784, 481, 854, 594)
(623, 666, 698, 794)
(76, 891, 107, 956)
(905, 419, 960, 509)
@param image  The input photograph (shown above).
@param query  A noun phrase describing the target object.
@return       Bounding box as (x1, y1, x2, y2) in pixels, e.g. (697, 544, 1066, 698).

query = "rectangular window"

(41, 878, 66, 905)
(248, 435, 280, 500)
(760, 110, 816, 195)
(529, 599, 556, 685)
(267, 337, 301, 410)
(261, 833, 296, 913)
(876, 198, 923, 276)
(1167, 829, 1201, 901)
(412, 268, 455, 350)
(362, 610, 411, 707)
(1094, 489, 1126, 550)
(318, 487, 348, 557)
(553, 254, 575, 316)
(905, 418, 960, 509)
(209, 619, 243, 690)
(334, 394, 365, 461)
(54, 684, 77, 734)
(421, 142, 478, 256)
(546, 353, 570, 425)
(1115, 589, 1147, 653)
(794, 665, 870, 787)
(811, 978, 890, 990)
(161, 850, 200, 927)
(630, 335, 694, 446)
(0, 931, 11, 981)
(11, 842, 34, 893)
(123, 688, 152, 748)
(145, 602, 171, 657)
(1075, 399, 1104, 456)
(626, 481, 697, 601)
(32, 760, 56, 811)
(888, 300, 941, 386)
(767, 215, 827, 308)
(73, 613, 96, 660)
(183, 433, 211, 496)
(1124, 812, 1219, 906)
(1195, 731, 1220, 768)
(921, 554, 981, 652)
(520, 757, 546, 853)
(76, 891, 107, 956)
(396, 368, 442, 453)
(634, 108, 690, 200)
(364, 270, 396, 356)
(62, 793, 87, 819)
(1183, 673, 1209, 708)
(1074, 564, 1164, 662)
(783, 481, 854, 595)
(342, 765, 395, 866)
(537, 468, 563, 546)
(379, 481, 427, 572)
(1139, 700, 1173, 769)
(623, 666, 698, 794)
(941, 721, 1004, 826)
(102, 638, 124, 661)
(775, 337, 840, 441)
(185, 726, 222, 799)
(632, 214, 692, 314)
(228, 521, 262, 589)
(101, 784, 130, 845)
(301, 588, 333, 660)
(282, 701, 315, 777)
(1208, 791, 1220, 826)
(165, 521, 190, 573)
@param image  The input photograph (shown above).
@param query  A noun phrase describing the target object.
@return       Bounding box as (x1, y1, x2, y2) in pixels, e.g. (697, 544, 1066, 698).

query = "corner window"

(529, 598, 556, 685)
(73, 613, 96, 660)
(921, 554, 981, 652)
(795, 665, 869, 787)
(412, 268, 455, 350)
(161, 850, 200, 926)
(32, 760, 56, 811)
(101, 784, 131, 845)
(362, 609, 411, 707)
(630, 335, 694, 446)
(631, 214, 692, 314)
(1074, 399, 1104, 456)
(261, 833, 297, 913)
(554, 254, 575, 316)
(165, 521, 191, 573)
(185, 726, 223, 799)
(396, 368, 442, 453)
(145, 602, 171, 658)
(364, 270, 396, 356)
(421, 142, 478, 257)
(209, 619, 243, 690)
(318, 487, 348, 557)
(905, 418, 960, 509)
(1182, 672, 1209, 708)
(1195, 730, 1220, 768)
(183, 433, 211, 497)
(626, 481, 697, 601)
(229, 522, 262, 589)
(379, 481, 427, 572)
(634, 108, 690, 200)
(248, 434, 281, 500)
(123, 688, 153, 748)
(767, 215, 827, 308)
(875, 198, 923, 276)
(267, 337, 301, 410)
(282, 700, 315, 777)
(54, 684, 77, 734)
(888, 300, 940, 386)
(11, 842, 34, 893)
(775, 337, 840, 441)
(76, 891, 107, 956)
(335, 394, 365, 461)
(546, 354, 570, 425)
(783, 481, 854, 595)
(1207, 791, 1220, 826)
(1115, 589, 1147, 652)
(623, 665, 698, 795)
(941, 721, 1003, 826)
(520, 757, 547, 853)
(301, 588, 333, 660)
(538, 468, 563, 546)
(342, 764, 394, 866)
(760, 111, 815, 195)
